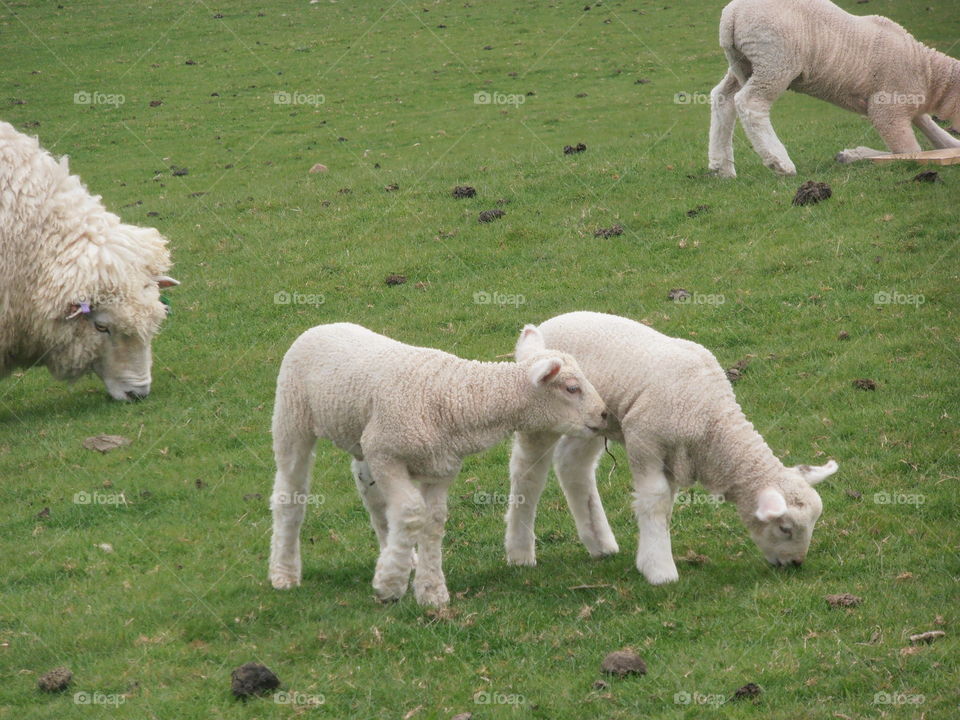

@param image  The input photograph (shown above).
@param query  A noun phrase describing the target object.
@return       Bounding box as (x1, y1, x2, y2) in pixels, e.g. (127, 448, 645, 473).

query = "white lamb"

(0, 121, 179, 400)
(708, 0, 960, 177)
(505, 312, 838, 585)
(269, 322, 608, 607)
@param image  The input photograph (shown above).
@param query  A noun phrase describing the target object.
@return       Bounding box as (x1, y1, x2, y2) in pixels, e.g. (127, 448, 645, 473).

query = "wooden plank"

(871, 148, 960, 165)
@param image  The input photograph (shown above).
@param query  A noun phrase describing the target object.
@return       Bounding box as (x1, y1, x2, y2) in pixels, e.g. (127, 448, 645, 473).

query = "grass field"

(2, 0, 958, 717)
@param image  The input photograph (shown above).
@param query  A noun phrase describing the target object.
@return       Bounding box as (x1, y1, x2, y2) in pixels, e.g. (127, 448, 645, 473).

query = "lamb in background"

(0, 121, 179, 400)
(505, 312, 838, 585)
(708, 0, 960, 177)
(269, 322, 608, 606)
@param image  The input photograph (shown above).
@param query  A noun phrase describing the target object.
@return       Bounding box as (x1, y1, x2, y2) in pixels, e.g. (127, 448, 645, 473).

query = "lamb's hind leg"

(734, 73, 797, 175)
(708, 70, 742, 178)
(553, 435, 619, 559)
(412, 479, 452, 607)
(269, 428, 317, 590)
(629, 455, 679, 585)
(505, 432, 559, 566)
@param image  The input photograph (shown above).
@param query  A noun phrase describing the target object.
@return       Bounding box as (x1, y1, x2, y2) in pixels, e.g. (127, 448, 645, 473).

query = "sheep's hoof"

(766, 160, 797, 176)
(506, 549, 537, 567)
(637, 559, 679, 585)
(414, 584, 450, 608)
(588, 541, 620, 559)
(708, 164, 736, 179)
(269, 572, 301, 590)
(373, 576, 409, 603)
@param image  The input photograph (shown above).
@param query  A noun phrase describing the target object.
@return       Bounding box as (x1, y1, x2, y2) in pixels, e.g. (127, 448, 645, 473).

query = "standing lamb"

(708, 0, 960, 177)
(269, 322, 607, 607)
(0, 121, 179, 400)
(505, 312, 838, 585)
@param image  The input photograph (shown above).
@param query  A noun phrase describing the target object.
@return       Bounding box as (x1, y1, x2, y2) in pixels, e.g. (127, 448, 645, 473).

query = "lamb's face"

(514, 324, 608, 437)
(67, 276, 178, 401)
(746, 461, 838, 567)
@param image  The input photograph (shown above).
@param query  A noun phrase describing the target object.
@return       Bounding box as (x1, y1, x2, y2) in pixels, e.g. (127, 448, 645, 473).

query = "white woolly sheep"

(269, 322, 607, 606)
(505, 312, 838, 585)
(0, 121, 179, 400)
(708, 0, 960, 176)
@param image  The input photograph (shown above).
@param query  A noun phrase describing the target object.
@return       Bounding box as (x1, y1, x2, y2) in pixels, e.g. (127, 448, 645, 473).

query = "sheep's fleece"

(708, 0, 960, 176)
(505, 312, 839, 585)
(0, 121, 178, 400)
(269, 322, 607, 606)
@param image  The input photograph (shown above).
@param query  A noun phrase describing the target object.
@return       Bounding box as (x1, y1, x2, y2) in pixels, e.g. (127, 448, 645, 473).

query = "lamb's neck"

(435, 359, 530, 457)
(927, 50, 960, 120)
(693, 404, 785, 511)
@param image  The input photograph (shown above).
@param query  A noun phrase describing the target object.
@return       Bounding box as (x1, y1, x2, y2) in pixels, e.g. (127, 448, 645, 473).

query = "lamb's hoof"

(373, 574, 409, 603)
(506, 547, 537, 567)
(414, 583, 450, 608)
(835, 150, 856, 164)
(708, 164, 736, 179)
(269, 572, 300, 590)
(588, 542, 620, 559)
(766, 159, 797, 176)
(836, 146, 880, 164)
(637, 559, 679, 585)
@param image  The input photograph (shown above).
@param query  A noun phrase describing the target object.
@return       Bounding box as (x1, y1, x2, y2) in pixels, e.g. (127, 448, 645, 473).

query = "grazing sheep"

(708, 0, 960, 177)
(505, 312, 838, 585)
(269, 322, 607, 606)
(0, 121, 179, 400)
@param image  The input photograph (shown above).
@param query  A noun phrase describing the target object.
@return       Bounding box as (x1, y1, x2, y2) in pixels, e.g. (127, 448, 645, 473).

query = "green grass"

(1, 0, 958, 717)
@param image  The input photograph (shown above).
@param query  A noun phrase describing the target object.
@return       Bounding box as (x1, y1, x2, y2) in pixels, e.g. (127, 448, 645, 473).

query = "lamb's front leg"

(708, 70, 741, 178)
(629, 456, 679, 585)
(914, 114, 960, 149)
(412, 479, 452, 607)
(553, 435, 619, 559)
(353, 458, 418, 569)
(837, 109, 921, 163)
(368, 458, 424, 602)
(505, 432, 558, 566)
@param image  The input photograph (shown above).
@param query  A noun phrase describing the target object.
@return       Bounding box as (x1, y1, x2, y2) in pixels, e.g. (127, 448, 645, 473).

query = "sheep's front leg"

(505, 432, 559, 566)
(708, 70, 742, 178)
(412, 479, 452, 607)
(629, 457, 679, 585)
(553, 435, 619, 559)
(269, 430, 318, 590)
(837, 108, 922, 163)
(914, 114, 960, 149)
(368, 458, 424, 602)
(733, 76, 796, 175)
(353, 458, 418, 569)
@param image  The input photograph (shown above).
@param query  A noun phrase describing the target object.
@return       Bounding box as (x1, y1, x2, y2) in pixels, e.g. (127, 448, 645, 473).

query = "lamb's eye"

(566, 384, 581, 395)
(778, 525, 793, 538)
(93, 322, 110, 334)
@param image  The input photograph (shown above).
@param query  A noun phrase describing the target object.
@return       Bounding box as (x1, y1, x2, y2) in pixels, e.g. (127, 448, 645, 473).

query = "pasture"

(1, 0, 957, 717)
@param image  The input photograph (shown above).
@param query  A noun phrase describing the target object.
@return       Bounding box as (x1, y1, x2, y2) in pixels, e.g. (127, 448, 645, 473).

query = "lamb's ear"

(528, 357, 561, 387)
(155, 276, 180, 289)
(755, 488, 788, 522)
(515, 324, 545, 361)
(796, 460, 838, 486)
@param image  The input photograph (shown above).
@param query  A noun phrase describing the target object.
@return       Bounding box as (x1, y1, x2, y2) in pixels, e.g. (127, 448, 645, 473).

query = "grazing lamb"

(269, 322, 607, 606)
(708, 0, 960, 177)
(0, 121, 179, 400)
(505, 312, 838, 585)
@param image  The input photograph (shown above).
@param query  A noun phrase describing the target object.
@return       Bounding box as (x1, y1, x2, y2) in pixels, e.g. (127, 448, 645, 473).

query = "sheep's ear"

(515, 324, 545, 361)
(755, 488, 788, 522)
(796, 460, 838, 486)
(155, 276, 180, 289)
(528, 357, 561, 387)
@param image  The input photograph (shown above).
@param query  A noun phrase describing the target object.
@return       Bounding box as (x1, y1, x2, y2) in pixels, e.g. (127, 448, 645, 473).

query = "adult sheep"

(708, 0, 960, 177)
(269, 322, 608, 607)
(0, 121, 179, 400)
(505, 312, 838, 585)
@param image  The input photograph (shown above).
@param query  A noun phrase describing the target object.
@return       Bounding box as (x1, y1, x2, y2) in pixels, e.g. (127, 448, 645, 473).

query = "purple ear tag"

(79, 302, 91, 314)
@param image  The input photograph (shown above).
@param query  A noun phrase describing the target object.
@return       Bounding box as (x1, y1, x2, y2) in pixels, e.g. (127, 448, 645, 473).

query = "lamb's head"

(744, 460, 838, 567)
(62, 275, 179, 401)
(514, 324, 608, 437)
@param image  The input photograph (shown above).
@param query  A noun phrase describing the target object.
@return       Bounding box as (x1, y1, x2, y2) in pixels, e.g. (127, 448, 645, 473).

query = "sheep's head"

(64, 275, 179, 401)
(744, 460, 838, 567)
(514, 324, 608, 437)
